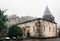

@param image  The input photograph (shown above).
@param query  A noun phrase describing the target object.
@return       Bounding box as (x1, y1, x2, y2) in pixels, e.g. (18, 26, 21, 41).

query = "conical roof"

(43, 6, 52, 16)
(43, 6, 55, 22)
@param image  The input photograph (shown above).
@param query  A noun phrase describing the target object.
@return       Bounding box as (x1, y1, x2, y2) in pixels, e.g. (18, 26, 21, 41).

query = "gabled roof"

(16, 18, 57, 25)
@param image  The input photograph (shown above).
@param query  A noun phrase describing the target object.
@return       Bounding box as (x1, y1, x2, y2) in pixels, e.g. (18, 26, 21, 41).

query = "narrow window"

(44, 27, 45, 31)
(49, 27, 51, 32)
(33, 26, 35, 31)
(43, 22, 45, 31)
(53, 28, 54, 32)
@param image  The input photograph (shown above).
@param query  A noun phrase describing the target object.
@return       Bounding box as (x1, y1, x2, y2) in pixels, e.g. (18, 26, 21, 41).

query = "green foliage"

(59, 30, 60, 37)
(8, 25, 23, 38)
(0, 9, 8, 31)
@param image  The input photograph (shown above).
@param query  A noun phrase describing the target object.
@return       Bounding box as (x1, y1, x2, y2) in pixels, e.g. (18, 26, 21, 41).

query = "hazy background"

(0, 0, 60, 26)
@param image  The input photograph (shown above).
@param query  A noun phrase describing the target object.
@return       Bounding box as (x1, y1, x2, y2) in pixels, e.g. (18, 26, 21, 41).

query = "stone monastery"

(17, 7, 57, 38)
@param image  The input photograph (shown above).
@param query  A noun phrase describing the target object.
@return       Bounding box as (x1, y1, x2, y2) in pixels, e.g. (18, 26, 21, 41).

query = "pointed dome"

(43, 6, 52, 16)
(43, 6, 55, 22)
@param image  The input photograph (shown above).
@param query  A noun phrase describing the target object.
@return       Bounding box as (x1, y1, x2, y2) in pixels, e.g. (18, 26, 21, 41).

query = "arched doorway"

(27, 30, 30, 37)
(25, 26, 30, 37)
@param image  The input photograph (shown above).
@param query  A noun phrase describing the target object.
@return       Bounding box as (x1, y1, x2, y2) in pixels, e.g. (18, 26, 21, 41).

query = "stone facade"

(40, 20, 57, 37)
(17, 18, 57, 38)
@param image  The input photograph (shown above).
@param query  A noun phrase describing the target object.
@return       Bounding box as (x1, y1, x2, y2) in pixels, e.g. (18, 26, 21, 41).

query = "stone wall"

(40, 20, 57, 37)
(18, 19, 57, 38)
(18, 20, 38, 37)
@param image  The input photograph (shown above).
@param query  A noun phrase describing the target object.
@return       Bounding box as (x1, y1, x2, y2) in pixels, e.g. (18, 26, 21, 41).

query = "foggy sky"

(0, 0, 60, 26)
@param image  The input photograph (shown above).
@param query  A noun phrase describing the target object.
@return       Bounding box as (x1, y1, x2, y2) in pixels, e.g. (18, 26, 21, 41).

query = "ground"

(3, 38, 60, 41)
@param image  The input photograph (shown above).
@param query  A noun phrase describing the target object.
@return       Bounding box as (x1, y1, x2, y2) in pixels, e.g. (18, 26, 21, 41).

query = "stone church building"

(17, 7, 57, 38)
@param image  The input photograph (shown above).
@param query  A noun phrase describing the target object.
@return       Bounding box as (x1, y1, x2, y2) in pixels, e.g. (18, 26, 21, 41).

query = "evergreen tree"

(0, 9, 8, 32)
(0, 9, 8, 39)
(8, 25, 23, 39)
